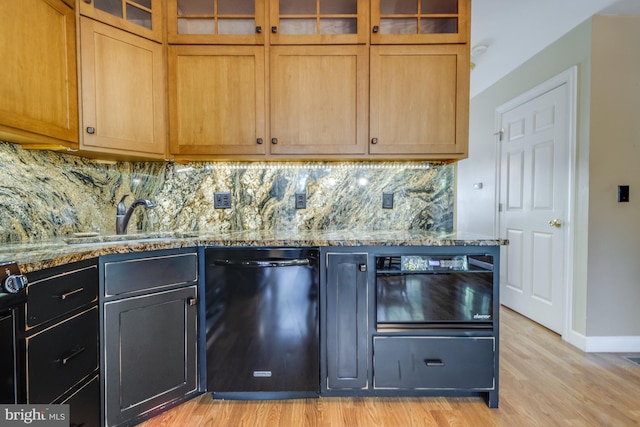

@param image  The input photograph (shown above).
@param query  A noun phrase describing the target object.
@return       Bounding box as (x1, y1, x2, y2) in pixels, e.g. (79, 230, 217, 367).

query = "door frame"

(494, 66, 578, 340)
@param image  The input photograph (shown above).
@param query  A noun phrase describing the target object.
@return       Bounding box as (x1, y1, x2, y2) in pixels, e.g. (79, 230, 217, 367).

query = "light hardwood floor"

(140, 307, 640, 426)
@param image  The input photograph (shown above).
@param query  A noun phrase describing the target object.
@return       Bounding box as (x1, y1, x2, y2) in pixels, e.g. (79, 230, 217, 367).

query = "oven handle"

(213, 258, 310, 268)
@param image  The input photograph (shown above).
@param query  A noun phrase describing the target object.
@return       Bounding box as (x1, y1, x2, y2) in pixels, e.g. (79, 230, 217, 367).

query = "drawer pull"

(59, 287, 84, 300)
(424, 359, 445, 367)
(59, 347, 86, 365)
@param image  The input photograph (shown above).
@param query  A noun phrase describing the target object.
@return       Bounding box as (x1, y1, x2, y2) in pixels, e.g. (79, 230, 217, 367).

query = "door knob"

(548, 219, 562, 228)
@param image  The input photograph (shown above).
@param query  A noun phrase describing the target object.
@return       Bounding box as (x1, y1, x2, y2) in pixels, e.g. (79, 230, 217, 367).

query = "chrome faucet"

(116, 195, 156, 235)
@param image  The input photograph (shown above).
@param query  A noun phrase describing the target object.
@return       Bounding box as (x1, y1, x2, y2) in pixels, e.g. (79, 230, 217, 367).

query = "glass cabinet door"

(167, 0, 265, 44)
(270, 0, 367, 44)
(79, 0, 162, 41)
(371, 0, 469, 44)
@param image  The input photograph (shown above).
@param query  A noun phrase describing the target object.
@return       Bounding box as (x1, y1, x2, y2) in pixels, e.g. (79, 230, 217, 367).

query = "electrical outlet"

(214, 192, 232, 209)
(382, 192, 394, 209)
(295, 193, 307, 209)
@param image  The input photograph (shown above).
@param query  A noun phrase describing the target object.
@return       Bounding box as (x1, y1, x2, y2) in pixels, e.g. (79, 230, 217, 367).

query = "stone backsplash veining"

(0, 142, 454, 243)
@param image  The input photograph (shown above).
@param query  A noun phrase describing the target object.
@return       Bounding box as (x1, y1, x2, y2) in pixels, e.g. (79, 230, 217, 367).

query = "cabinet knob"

(256, 26, 262, 33)
(187, 297, 197, 307)
(371, 137, 378, 144)
(271, 138, 278, 144)
(86, 127, 96, 134)
(372, 25, 379, 33)
(257, 138, 263, 145)
(271, 26, 278, 33)
(359, 264, 367, 272)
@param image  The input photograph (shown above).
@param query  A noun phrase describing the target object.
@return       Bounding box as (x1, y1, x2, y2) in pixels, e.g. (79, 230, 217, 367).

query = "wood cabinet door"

(369, 44, 469, 158)
(269, 45, 368, 156)
(168, 45, 266, 157)
(79, 17, 166, 159)
(0, 0, 78, 146)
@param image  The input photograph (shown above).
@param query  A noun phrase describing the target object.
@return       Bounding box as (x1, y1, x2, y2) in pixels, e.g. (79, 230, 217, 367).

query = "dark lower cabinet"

(102, 249, 199, 427)
(322, 246, 500, 408)
(24, 258, 100, 426)
(325, 252, 368, 390)
(373, 336, 495, 389)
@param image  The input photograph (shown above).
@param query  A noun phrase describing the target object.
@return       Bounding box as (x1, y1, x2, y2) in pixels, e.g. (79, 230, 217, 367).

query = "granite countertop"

(0, 230, 508, 273)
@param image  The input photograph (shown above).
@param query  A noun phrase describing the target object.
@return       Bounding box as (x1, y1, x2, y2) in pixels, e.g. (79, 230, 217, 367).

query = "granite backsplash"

(0, 142, 454, 243)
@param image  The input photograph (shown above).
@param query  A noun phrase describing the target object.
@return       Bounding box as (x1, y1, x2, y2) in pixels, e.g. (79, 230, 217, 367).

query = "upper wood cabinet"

(3, 0, 470, 161)
(371, 0, 470, 44)
(167, 0, 470, 161)
(168, 45, 266, 157)
(270, 0, 368, 45)
(79, 0, 163, 42)
(369, 44, 469, 159)
(167, 0, 368, 45)
(0, 0, 78, 149)
(79, 17, 167, 159)
(167, 0, 266, 44)
(269, 45, 369, 156)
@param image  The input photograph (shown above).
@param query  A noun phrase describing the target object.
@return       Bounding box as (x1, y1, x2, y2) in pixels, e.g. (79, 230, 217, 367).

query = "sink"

(63, 231, 199, 245)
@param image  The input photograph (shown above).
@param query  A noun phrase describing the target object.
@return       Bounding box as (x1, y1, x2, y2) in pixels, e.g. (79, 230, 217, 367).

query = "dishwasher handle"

(213, 258, 311, 268)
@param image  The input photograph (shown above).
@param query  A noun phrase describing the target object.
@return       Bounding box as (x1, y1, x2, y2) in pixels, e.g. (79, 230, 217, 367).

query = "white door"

(498, 73, 574, 334)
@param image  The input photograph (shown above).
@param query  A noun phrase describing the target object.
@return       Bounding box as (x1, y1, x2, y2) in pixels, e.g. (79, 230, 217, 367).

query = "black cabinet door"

(325, 253, 368, 389)
(104, 286, 198, 427)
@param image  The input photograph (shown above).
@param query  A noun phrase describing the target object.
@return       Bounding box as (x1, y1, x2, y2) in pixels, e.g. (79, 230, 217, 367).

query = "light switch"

(618, 185, 630, 203)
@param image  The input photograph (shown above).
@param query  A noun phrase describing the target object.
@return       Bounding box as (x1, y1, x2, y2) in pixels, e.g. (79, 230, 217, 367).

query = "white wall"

(458, 20, 593, 336)
(587, 15, 640, 337)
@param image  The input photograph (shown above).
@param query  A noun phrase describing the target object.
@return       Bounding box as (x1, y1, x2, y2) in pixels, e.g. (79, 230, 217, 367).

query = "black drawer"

(26, 262, 98, 328)
(104, 252, 198, 296)
(26, 307, 98, 403)
(61, 374, 100, 427)
(373, 336, 495, 390)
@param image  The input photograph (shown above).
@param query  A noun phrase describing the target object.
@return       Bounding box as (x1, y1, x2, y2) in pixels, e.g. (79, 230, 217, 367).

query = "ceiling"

(469, 0, 640, 98)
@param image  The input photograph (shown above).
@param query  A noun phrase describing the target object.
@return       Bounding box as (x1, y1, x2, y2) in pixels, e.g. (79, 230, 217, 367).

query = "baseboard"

(564, 329, 587, 351)
(564, 330, 640, 352)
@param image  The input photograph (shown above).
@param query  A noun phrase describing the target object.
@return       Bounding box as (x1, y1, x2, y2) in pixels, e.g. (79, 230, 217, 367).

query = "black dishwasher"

(205, 247, 319, 399)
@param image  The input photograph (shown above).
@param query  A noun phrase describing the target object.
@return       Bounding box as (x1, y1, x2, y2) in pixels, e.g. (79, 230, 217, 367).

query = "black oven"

(0, 262, 27, 404)
(375, 254, 494, 330)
